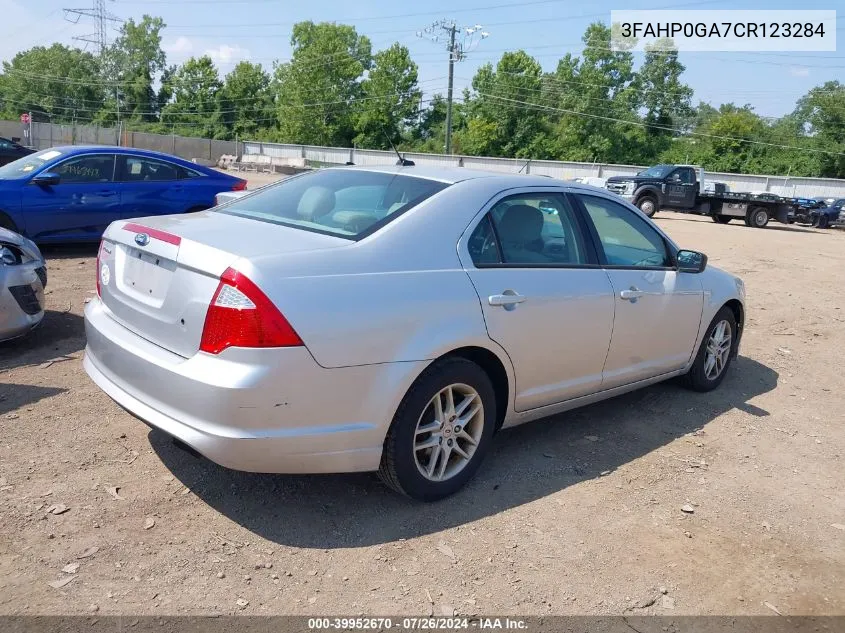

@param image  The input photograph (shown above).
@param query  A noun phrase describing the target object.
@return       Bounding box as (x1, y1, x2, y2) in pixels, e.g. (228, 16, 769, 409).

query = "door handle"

(620, 287, 645, 302)
(96, 190, 117, 197)
(489, 292, 526, 307)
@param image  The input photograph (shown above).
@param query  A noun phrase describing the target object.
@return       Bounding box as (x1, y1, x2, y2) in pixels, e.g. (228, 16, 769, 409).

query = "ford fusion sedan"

(0, 146, 246, 243)
(83, 166, 745, 501)
(0, 226, 46, 341)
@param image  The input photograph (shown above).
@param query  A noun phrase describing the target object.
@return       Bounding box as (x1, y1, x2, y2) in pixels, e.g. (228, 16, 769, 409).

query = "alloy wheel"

(413, 383, 484, 482)
(704, 320, 732, 381)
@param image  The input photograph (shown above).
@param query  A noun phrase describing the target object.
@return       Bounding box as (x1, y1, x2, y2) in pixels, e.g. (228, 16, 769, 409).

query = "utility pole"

(417, 20, 489, 154)
(444, 23, 456, 154)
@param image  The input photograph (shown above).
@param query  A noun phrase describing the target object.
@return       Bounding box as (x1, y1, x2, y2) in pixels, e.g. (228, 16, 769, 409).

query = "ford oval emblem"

(134, 233, 150, 246)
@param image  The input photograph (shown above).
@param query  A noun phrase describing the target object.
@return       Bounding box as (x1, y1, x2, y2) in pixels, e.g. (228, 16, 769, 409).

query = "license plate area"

(116, 245, 177, 306)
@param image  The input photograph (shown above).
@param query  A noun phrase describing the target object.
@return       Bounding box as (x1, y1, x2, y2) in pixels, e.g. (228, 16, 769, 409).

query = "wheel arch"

(443, 345, 511, 432)
(633, 185, 661, 204)
(0, 209, 19, 232)
(723, 299, 744, 357)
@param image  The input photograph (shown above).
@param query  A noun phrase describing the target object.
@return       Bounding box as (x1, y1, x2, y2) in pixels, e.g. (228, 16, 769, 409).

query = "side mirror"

(32, 172, 60, 186)
(676, 249, 707, 273)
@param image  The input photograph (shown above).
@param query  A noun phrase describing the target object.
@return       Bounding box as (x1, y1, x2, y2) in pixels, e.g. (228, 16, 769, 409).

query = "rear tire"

(683, 306, 737, 393)
(748, 207, 769, 228)
(378, 357, 497, 501)
(712, 215, 732, 224)
(637, 196, 658, 218)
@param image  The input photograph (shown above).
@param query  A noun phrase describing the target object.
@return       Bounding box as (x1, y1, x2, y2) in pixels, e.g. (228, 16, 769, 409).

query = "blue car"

(0, 146, 246, 243)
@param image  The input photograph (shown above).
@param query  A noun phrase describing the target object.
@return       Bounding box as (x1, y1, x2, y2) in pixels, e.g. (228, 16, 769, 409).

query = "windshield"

(217, 169, 449, 239)
(0, 149, 62, 180)
(636, 165, 674, 178)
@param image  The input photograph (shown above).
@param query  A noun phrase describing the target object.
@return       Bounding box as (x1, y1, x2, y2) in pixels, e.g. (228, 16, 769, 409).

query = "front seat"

(497, 204, 548, 264)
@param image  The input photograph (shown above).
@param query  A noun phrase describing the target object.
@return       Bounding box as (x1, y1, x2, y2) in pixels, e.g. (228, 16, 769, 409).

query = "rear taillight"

(232, 180, 247, 191)
(199, 267, 302, 354)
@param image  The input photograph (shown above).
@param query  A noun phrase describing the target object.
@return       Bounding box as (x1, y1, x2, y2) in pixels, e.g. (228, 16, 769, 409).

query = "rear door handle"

(489, 292, 526, 307)
(620, 287, 645, 302)
(96, 190, 117, 197)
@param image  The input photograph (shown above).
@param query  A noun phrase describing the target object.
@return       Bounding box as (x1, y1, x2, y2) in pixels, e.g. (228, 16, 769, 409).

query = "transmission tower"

(64, 0, 121, 57)
(417, 20, 489, 154)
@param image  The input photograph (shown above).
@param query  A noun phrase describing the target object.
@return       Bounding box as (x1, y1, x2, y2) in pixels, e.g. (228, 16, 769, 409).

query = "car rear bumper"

(84, 299, 425, 474)
(0, 262, 46, 341)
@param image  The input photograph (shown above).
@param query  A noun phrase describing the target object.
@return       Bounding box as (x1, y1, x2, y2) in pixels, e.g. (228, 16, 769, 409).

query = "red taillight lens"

(96, 239, 104, 297)
(232, 180, 247, 191)
(199, 267, 302, 354)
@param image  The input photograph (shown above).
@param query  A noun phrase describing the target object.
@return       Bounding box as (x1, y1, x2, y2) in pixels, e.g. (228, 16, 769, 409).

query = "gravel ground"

(1, 205, 843, 617)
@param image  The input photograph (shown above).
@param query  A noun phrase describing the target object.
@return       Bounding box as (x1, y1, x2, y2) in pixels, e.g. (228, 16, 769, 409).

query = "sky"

(0, 0, 842, 118)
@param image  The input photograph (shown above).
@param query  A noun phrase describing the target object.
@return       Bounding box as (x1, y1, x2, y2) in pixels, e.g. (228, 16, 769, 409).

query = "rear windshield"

(217, 169, 449, 239)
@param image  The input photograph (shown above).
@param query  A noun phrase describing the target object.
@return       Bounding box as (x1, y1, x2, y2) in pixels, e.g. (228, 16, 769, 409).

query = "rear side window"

(218, 169, 449, 239)
(118, 156, 180, 182)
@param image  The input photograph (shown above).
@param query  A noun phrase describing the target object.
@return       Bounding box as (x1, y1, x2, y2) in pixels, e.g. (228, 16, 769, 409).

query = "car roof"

(328, 164, 565, 187)
(42, 145, 216, 168)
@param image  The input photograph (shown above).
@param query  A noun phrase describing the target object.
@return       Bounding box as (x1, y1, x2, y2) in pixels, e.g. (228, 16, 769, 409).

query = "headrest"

(297, 186, 336, 221)
(498, 204, 543, 243)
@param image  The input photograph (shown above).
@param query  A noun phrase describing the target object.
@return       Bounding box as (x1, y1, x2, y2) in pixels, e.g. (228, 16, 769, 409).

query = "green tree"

(354, 43, 420, 150)
(545, 22, 639, 162)
(633, 39, 693, 158)
(462, 50, 551, 158)
(273, 21, 372, 146)
(101, 15, 167, 123)
(220, 61, 274, 140)
(0, 44, 104, 123)
(161, 56, 224, 138)
(794, 81, 845, 178)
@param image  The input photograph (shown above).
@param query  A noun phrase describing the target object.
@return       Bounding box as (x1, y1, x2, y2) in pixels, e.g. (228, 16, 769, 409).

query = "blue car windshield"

(0, 149, 64, 180)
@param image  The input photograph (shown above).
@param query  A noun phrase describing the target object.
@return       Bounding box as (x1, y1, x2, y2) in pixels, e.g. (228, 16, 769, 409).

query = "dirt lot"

(1, 206, 844, 617)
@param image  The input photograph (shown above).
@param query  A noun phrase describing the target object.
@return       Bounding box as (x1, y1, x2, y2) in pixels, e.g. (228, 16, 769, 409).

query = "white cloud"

(162, 37, 251, 72)
(163, 36, 194, 56)
(204, 44, 251, 65)
(789, 66, 810, 77)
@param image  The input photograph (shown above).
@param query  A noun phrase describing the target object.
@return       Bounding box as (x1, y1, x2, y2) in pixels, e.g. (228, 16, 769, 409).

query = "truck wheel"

(748, 207, 769, 228)
(637, 196, 658, 218)
(712, 215, 732, 224)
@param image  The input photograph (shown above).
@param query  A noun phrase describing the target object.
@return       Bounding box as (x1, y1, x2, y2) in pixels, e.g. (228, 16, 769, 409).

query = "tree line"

(1, 16, 843, 178)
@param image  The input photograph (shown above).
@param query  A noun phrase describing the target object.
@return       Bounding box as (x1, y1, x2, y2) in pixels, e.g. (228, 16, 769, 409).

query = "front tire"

(378, 357, 497, 501)
(637, 196, 658, 218)
(683, 307, 737, 392)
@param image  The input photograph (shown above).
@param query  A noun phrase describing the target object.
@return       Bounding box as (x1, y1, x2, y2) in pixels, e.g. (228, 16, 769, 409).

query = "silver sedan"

(84, 166, 746, 500)
(0, 227, 47, 341)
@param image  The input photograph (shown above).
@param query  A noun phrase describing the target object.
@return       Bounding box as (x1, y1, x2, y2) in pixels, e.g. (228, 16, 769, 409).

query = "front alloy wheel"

(704, 320, 732, 381)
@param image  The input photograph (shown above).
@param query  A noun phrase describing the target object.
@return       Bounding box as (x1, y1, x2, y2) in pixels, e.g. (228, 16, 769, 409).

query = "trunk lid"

(98, 211, 347, 358)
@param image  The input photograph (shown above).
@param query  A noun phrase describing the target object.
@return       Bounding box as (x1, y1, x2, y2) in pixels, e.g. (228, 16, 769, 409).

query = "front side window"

(119, 156, 179, 182)
(218, 169, 449, 239)
(469, 193, 588, 266)
(577, 194, 671, 268)
(54, 155, 115, 184)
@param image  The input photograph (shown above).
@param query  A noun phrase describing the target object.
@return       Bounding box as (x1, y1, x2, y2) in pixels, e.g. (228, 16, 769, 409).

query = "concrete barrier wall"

(243, 141, 845, 198)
